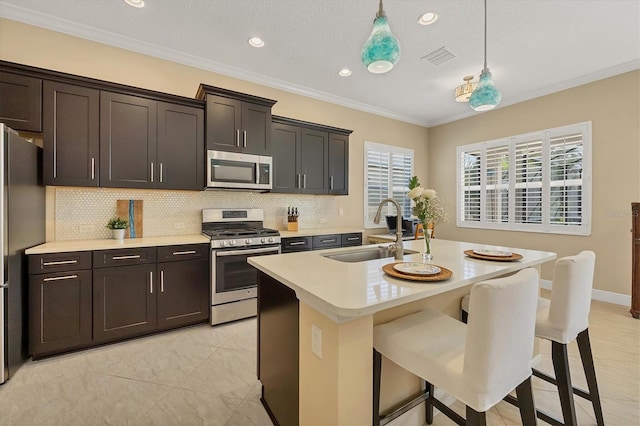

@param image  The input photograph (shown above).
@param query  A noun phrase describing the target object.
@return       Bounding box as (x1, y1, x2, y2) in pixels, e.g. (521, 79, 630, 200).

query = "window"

(457, 122, 591, 235)
(364, 141, 414, 228)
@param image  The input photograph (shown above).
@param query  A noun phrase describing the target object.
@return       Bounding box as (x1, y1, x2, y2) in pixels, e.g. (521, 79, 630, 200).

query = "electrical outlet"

(79, 224, 94, 233)
(173, 222, 185, 229)
(311, 324, 322, 358)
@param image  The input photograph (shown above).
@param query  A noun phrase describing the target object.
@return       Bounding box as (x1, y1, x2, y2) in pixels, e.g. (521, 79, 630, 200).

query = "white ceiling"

(1, 0, 639, 127)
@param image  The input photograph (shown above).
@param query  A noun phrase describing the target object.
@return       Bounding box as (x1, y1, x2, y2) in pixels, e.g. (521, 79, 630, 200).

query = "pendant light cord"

(377, 0, 385, 18)
(483, 0, 488, 71)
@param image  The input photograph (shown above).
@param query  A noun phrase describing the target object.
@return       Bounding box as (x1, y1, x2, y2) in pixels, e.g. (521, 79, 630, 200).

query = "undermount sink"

(322, 246, 419, 263)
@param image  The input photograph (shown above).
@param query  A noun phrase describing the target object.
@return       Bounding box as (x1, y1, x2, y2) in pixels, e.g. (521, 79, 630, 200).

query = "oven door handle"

(215, 246, 280, 257)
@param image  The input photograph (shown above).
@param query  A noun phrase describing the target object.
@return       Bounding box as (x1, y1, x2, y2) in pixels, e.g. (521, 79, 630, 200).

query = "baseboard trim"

(539, 279, 631, 306)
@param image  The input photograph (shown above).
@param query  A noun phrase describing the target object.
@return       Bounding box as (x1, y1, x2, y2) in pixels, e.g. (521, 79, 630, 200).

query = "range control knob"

(268, 237, 274, 243)
(218, 241, 225, 247)
(245, 239, 251, 245)
(230, 240, 236, 246)
(261, 238, 266, 243)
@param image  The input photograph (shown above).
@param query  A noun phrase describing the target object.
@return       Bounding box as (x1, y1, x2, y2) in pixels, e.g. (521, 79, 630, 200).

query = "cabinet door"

(328, 133, 349, 195)
(299, 129, 328, 194)
(43, 81, 99, 187)
(242, 102, 271, 155)
(157, 102, 204, 190)
(271, 123, 301, 193)
(93, 264, 157, 343)
(157, 259, 209, 329)
(205, 95, 242, 152)
(100, 92, 157, 188)
(0, 72, 42, 132)
(29, 270, 92, 357)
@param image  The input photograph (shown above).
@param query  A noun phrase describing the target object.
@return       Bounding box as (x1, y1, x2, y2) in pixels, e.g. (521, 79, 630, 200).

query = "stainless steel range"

(202, 208, 281, 325)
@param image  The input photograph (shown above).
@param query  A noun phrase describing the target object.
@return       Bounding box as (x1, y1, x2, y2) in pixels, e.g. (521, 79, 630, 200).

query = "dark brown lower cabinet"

(632, 202, 639, 318)
(29, 270, 92, 358)
(93, 263, 157, 343)
(157, 258, 209, 329)
(258, 271, 299, 426)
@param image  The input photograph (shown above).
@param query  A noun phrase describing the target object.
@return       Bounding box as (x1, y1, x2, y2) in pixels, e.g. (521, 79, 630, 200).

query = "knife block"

(287, 221, 298, 231)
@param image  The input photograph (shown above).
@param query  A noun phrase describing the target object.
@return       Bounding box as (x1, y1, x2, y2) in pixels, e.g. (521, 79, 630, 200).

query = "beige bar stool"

(460, 250, 603, 426)
(373, 268, 540, 426)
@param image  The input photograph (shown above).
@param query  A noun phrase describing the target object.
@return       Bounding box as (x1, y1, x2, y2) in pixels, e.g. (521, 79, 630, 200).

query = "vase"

(421, 224, 433, 262)
(112, 229, 125, 240)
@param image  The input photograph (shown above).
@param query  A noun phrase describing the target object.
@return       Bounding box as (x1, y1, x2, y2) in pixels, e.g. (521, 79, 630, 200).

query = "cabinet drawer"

(93, 247, 156, 268)
(29, 251, 92, 274)
(281, 237, 313, 253)
(312, 234, 340, 249)
(157, 244, 209, 262)
(341, 233, 363, 247)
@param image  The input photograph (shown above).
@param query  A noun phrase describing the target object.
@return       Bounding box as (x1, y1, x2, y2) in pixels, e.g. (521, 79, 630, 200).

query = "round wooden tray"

(464, 250, 523, 262)
(382, 263, 452, 282)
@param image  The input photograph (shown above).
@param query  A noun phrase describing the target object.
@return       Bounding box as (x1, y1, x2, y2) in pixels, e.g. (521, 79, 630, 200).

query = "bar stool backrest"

(547, 250, 596, 343)
(464, 268, 539, 409)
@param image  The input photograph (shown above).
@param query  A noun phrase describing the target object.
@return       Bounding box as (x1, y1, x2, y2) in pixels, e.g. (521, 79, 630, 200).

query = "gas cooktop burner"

(202, 227, 279, 239)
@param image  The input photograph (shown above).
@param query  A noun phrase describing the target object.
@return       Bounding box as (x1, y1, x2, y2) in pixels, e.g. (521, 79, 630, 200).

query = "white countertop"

(248, 239, 556, 323)
(368, 233, 424, 242)
(279, 228, 364, 238)
(26, 234, 211, 254)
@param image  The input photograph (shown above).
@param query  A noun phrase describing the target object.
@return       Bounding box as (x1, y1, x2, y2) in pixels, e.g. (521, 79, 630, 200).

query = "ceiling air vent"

(422, 47, 455, 65)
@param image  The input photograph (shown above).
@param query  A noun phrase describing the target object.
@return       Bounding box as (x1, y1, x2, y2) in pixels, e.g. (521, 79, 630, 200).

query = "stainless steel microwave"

(207, 150, 272, 191)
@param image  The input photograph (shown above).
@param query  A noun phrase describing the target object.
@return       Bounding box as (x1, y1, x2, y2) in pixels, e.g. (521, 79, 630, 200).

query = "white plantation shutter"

(457, 122, 591, 235)
(364, 142, 414, 227)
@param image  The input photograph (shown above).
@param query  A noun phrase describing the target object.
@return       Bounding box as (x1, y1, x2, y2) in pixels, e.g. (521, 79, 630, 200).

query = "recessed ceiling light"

(338, 69, 352, 77)
(418, 12, 438, 26)
(248, 37, 265, 48)
(122, 0, 144, 8)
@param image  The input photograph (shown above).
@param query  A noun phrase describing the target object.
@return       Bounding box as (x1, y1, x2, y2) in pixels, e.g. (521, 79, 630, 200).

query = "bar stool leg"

(552, 341, 578, 426)
(373, 349, 382, 426)
(465, 406, 487, 426)
(576, 329, 604, 426)
(425, 381, 435, 424)
(515, 376, 537, 425)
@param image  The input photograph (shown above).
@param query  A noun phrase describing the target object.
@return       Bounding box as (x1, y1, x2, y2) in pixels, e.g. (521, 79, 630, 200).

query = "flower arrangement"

(408, 176, 447, 259)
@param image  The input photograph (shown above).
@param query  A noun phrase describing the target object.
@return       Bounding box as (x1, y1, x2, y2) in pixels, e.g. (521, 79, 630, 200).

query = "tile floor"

(0, 297, 638, 425)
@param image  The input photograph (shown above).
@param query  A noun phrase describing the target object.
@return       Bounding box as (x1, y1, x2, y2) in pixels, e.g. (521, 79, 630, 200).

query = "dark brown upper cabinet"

(157, 102, 205, 190)
(43, 81, 99, 187)
(100, 91, 158, 189)
(0, 72, 42, 132)
(328, 132, 349, 195)
(196, 84, 276, 156)
(271, 116, 351, 195)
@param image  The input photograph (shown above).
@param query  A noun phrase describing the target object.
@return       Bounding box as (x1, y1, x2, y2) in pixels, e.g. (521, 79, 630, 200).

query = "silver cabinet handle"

(112, 254, 141, 260)
(330, 176, 334, 190)
(243, 130, 247, 148)
(160, 163, 163, 183)
(160, 270, 164, 293)
(303, 174, 306, 188)
(150, 162, 154, 183)
(297, 174, 301, 188)
(236, 129, 240, 147)
(91, 158, 95, 180)
(320, 239, 337, 243)
(347, 237, 360, 241)
(150, 271, 153, 294)
(172, 250, 196, 256)
(43, 259, 78, 266)
(44, 274, 77, 282)
(289, 241, 306, 246)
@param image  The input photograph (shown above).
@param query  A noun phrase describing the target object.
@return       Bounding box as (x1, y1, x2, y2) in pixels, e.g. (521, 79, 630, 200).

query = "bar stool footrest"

(533, 368, 593, 401)
(379, 389, 429, 426)
(504, 392, 567, 426)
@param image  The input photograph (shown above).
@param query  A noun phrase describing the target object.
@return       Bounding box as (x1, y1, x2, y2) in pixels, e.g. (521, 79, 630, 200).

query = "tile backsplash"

(55, 187, 341, 241)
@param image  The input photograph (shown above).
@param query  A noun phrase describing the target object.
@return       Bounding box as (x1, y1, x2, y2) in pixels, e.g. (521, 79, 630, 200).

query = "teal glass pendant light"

(469, 0, 501, 111)
(361, 0, 401, 74)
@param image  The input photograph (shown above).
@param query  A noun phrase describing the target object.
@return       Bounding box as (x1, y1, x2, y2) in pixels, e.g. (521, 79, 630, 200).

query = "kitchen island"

(249, 239, 556, 426)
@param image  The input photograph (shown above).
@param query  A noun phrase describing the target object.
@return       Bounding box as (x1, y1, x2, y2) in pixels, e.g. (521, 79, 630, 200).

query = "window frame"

(363, 141, 414, 229)
(456, 122, 592, 236)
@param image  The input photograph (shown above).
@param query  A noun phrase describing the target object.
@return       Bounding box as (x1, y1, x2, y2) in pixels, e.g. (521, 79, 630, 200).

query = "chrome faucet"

(373, 198, 404, 260)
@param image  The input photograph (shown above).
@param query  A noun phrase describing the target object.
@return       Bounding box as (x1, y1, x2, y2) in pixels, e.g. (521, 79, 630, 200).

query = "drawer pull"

(150, 271, 153, 294)
(160, 270, 164, 293)
(111, 254, 141, 260)
(289, 241, 306, 246)
(320, 239, 337, 243)
(172, 250, 196, 256)
(44, 274, 77, 282)
(42, 259, 78, 266)
(347, 237, 360, 241)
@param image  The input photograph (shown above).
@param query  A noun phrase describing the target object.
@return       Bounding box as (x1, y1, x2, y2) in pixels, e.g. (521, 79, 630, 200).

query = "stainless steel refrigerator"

(0, 123, 45, 384)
